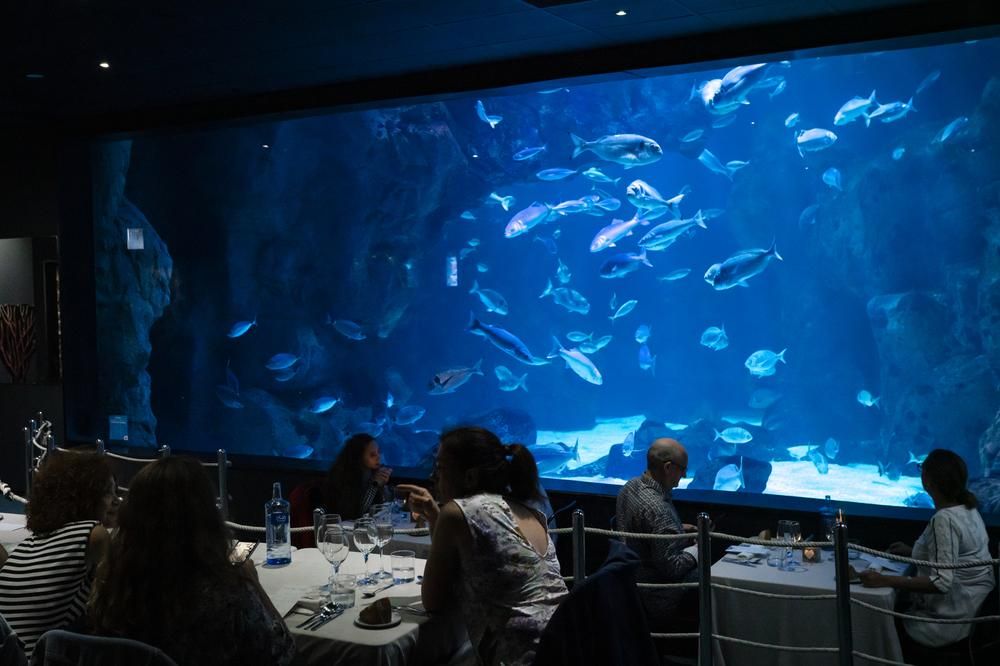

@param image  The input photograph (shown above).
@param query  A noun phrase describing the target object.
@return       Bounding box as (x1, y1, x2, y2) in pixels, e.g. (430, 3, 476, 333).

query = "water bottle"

(819, 495, 836, 543)
(265, 482, 291, 566)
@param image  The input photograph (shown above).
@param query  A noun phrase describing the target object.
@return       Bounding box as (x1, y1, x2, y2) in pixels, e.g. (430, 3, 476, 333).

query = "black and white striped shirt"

(0, 520, 98, 658)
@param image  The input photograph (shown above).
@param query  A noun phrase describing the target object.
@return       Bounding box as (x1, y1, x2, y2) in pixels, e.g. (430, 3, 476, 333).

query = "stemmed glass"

(778, 520, 801, 571)
(316, 513, 342, 548)
(353, 517, 377, 584)
(370, 517, 395, 580)
(318, 525, 349, 586)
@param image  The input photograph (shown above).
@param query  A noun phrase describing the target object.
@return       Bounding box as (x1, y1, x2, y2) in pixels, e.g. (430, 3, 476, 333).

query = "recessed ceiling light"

(616, 10, 627, 16)
(99, 62, 110, 69)
(262, 144, 270, 149)
(25, 73, 45, 79)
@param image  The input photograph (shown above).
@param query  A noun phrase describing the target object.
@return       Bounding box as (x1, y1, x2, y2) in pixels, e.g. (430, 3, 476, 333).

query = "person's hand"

(886, 542, 912, 557)
(859, 569, 888, 588)
(373, 466, 392, 486)
(397, 483, 439, 526)
(682, 523, 697, 533)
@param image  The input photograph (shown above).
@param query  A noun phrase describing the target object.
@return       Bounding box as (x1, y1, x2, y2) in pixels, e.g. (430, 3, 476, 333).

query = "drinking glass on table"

(353, 517, 377, 584)
(778, 520, 801, 570)
(370, 518, 395, 580)
(316, 513, 342, 547)
(318, 526, 350, 583)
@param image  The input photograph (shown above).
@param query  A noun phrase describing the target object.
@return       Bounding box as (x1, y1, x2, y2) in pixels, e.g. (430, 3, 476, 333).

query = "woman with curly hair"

(324, 433, 393, 520)
(89, 456, 295, 666)
(0, 451, 115, 658)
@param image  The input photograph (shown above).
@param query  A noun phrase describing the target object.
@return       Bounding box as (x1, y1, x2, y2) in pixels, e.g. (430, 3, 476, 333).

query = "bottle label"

(269, 512, 289, 525)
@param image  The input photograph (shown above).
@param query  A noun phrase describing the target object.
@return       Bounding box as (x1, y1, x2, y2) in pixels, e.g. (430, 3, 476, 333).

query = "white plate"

(354, 610, 402, 630)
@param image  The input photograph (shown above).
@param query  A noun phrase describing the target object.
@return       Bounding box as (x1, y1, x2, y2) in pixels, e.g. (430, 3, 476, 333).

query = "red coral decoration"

(0, 304, 36, 383)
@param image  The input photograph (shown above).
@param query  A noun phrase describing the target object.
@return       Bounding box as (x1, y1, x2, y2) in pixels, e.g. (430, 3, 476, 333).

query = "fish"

(552, 196, 597, 215)
(215, 385, 244, 409)
(658, 268, 691, 281)
(567, 331, 592, 342)
(539, 279, 591, 315)
(594, 334, 613, 350)
(857, 390, 880, 407)
(713, 457, 744, 492)
(908, 451, 928, 465)
(697, 149, 739, 180)
(265, 353, 299, 371)
(702, 63, 774, 115)
(469, 280, 509, 315)
(704, 242, 783, 290)
(768, 79, 787, 98)
(626, 179, 671, 212)
(824, 437, 839, 460)
(459, 247, 477, 260)
(745, 348, 787, 377)
(715, 427, 753, 444)
(635, 324, 651, 344)
(460, 210, 476, 221)
(282, 444, 314, 459)
(932, 116, 968, 144)
(548, 336, 603, 385)
(681, 129, 705, 143)
(749, 388, 782, 409)
(796, 128, 838, 157)
(622, 431, 635, 457)
(394, 405, 426, 426)
(808, 448, 829, 474)
(639, 211, 708, 252)
(915, 69, 940, 95)
(834, 90, 877, 127)
(533, 234, 558, 255)
(878, 460, 902, 481)
(784, 112, 801, 128)
(467, 238, 481, 247)
(538, 87, 570, 94)
(530, 440, 580, 475)
(429, 359, 484, 395)
(892, 147, 905, 160)
(582, 167, 619, 184)
(467, 313, 548, 366)
(331, 319, 366, 341)
(609, 293, 617, 311)
(475, 100, 502, 128)
(578, 341, 599, 354)
(595, 196, 622, 212)
(494, 365, 529, 392)
(798, 203, 820, 227)
(505, 202, 556, 238)
(868, 97, 916, 123)
(711, 114, 739, 128)
(536, 168, 578, 181)
(556, 258, 572, 284)
(590, 213, 649, 253)
(638, 344, 656, 374)
(570, 133, 663, 167)
(600, 250, 653, 279)
(476, 262, 489, 273)
(726, 160, 751, 173)
(513, 145, 547, 161)
(487, 192, 516, 211)
(386, 392, 394, 408)
(273, 368, 296, 382)
(822, 167, 842, 191)
(700, 325, 729, 351)
(227, 318, 257, 338)
(609, 299, 638, 323)
(308, 396, 340, 414)
(787, 445, 812, 460)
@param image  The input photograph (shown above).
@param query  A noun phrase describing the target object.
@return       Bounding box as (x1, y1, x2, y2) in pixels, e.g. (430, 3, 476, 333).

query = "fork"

(295, 602, 336, 629)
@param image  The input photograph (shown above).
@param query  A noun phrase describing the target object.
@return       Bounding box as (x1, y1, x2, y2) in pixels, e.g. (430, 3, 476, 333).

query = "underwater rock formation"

(688, 456, 772, 494)
(93, 141, 173, 446)
(448, 407, 537, 446)
(979, 407, 1000, 478)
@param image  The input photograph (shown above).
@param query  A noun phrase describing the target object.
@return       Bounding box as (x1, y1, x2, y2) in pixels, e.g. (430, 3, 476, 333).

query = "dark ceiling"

(5, 0, 999, 133)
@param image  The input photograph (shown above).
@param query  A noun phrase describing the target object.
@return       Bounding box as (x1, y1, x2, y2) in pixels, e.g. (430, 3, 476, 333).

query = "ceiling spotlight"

(99, 62, 110, 69)
(616, 10, 627, 16)
(262, 144, 270, 149)
(25, 73, 45, 79)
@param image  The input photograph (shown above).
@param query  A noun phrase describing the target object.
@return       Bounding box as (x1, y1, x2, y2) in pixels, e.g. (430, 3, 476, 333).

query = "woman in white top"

(861, 449, 995, 660)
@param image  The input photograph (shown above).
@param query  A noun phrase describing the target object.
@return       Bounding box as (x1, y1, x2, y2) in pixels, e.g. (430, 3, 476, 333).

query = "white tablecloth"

(711, 551, 904, 666)
(0, 512, 28, 549)
(253, 547, 467, 666)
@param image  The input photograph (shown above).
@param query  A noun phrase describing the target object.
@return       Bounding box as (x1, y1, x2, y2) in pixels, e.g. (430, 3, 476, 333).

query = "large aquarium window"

(85, 34, 1000, 517)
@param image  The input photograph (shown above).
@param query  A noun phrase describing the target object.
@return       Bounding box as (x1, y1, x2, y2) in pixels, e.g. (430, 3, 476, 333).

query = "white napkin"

(270, 585, 323, 617)
(726, 544, 770, 557)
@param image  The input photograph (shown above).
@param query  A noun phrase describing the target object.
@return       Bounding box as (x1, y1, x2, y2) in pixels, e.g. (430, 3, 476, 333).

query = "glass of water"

(353, 517, 376, 584)
(391, 549, 416, 584)
(778, 520, 801, 570)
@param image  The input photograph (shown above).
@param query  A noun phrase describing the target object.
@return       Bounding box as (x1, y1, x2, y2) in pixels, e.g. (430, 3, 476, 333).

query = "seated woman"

(399, 427, 568, 666)
(0, 451, 114, 658)
(324, 433, 392, 520)
(860, 449, 995, 661)
(89, 456, 295, 666)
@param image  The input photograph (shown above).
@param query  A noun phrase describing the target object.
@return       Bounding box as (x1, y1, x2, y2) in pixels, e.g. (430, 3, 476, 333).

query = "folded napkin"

(726, 544, 770, 557)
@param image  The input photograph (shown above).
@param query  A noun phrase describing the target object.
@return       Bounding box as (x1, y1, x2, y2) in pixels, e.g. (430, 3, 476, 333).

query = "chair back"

(30, 630, 179, 666)
(289, 479, 324, 548)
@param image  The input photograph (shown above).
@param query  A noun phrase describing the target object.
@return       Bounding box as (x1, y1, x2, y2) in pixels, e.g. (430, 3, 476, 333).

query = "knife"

(309, 608, 345, 631)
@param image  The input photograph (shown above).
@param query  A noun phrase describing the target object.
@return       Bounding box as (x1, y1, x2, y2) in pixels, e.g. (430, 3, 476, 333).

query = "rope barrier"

(0, 481, 28, 505)
(852, 651, 911, 666)
(849, 543, 1000, 569)
(712, 633, 839, 653)
(637, 581, 699, 589)
(711, 582, 836, 600)
(850, 597, 1000, 624)
(711, 532, 834, 549)
(549, 527, 572, 535)
(651, 632, 700, 639)
(104, 451, 160, 463)
(585, 526, 693, 541)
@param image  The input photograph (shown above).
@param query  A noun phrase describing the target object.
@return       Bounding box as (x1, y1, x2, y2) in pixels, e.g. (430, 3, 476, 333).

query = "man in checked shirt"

(615, 438, 700, 640)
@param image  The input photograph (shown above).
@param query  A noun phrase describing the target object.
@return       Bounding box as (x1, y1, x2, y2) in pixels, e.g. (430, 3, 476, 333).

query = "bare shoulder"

(89, 524, 110, 545)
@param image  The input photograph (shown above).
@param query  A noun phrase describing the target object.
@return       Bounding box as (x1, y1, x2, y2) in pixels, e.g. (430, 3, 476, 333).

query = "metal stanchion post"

(45, 433, 56, 455)
(313, 508, 325, 545)
(159, 445, 171, 458)
(217, 449, 229, 519)
(572, 509, 586, 589)
(834, 517, 853, 666)
(697, 512, 713, 666)
(23, 426, 32, 497)
(96, 439, 105, 455)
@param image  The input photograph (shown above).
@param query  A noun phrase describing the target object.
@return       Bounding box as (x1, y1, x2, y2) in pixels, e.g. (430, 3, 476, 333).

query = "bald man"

(615, 438, 698, 634)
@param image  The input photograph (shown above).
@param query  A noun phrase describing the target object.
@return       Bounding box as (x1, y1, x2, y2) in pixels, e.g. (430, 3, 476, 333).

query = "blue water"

(90, 35, 1000, 511)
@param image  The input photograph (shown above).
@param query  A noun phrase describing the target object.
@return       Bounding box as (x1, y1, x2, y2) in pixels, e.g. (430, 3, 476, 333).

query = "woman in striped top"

(0, 452, 114, 658)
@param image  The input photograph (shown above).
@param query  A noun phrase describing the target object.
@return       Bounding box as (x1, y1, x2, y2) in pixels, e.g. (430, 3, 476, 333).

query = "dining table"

(710, 546, 905, 666)
(341, 518, 433, 559)
(253, 546, 468, 666)
(0, 512, 28, 550)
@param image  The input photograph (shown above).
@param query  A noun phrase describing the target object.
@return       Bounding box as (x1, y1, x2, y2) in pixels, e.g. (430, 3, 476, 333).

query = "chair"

(289, 479, 324, 548)
(531, 540, 659, 666)
(30, 630, 178, 666)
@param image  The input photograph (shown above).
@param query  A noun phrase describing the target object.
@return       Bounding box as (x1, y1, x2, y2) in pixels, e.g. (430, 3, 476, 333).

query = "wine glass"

(318, 526, 349, 586)
(316, 513, 342, 548)
(370, 518, 395, 580)
(353, 517, 376, 584)
(778, 520, 801, 571)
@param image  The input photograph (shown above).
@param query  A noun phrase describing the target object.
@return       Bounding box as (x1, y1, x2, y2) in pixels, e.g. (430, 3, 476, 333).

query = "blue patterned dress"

(452, 494, 568, 666)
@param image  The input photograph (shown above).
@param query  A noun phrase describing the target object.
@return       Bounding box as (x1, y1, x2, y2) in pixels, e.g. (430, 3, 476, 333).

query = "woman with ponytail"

(398, 427, 567, 666)
(860, 449, 994, 660)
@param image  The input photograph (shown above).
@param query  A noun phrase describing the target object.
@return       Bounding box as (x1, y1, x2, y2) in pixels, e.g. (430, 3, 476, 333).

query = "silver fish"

(331, 319, 366, 341)
(609, 299, 638, 322)
(475, 100, 501, 128)
(834, 90, 877, 127)
(915, 69, 940, 95)
(429, 359, 484, 395)
(822, 167, 842, 191)
(700, 325, 728, 351)
(704, 242, 783, 290)
(487, 192, 516, 211)
(932, 116, 968, 144)
(513, 145, 547, 161)
(467, 313, 548, 366)
(594, 334, 613, 350)
(539, 279, 590, 315)
(494, 365, 529, 392)
(308, 396, 340, 414)
(266, 353, 299, 370)
(600, 251, 653, 279)
(808, 448, 829, 474)
(582, 167, 619, 184)
(824, 437, 839, 460)
(548, 336, 603, 385)
(635, 324, 651, 344)
(799, 203, 820, 227)
(857, 390, 880, 407)
(469, 280, 509, 315)
(892, 147, 905, 160)
(394, 405, 426, 426)
(745, 348, 787, 377)
(227, 318, 257, 338)
(697, 149, 737, 180)
(714, 457, 744, 491)
(784, 112, 801, 128)
(680, 129, 704, 143)
(796, 128, 838, 157)
(570, 133, 663, 167)
(590, 213, 649, 253)
(505, 202, 555, 238)
(868, 97, 916, 123)
(639, 211, 708, 251)
(715, 427, 752, 444)
(536, 168, 577, 181)
(530, 440, 579, 475)
(638, 344, 656, 374)
(566, 331, 592, 342)
(556, 258, 572, 284)
(658, 268, 691, 281)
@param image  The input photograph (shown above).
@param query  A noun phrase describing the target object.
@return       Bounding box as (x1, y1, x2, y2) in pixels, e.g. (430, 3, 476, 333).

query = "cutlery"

(302, 604, 341, 630)
(362, 581, 396, 598)
(295, 602, 336, 629)
(309, 608, 345, 630)
(392, 603, 428, 616)
(722, 557, 762, 567)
